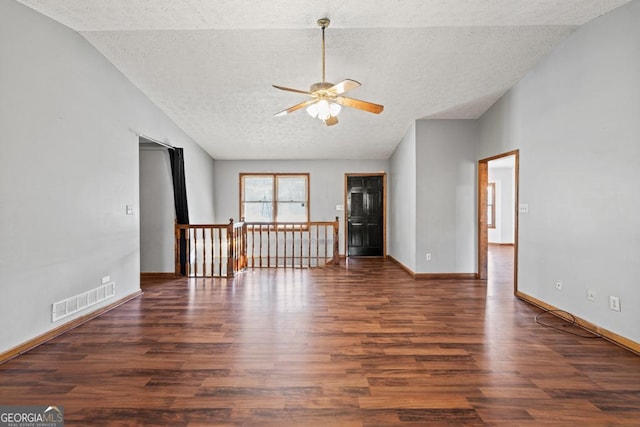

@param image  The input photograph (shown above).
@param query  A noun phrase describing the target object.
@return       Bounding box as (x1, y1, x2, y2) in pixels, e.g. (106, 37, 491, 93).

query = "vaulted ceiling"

(17, 0, 631, 159)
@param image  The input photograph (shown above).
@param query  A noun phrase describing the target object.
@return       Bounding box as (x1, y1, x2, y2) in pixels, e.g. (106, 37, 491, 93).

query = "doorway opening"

(478, 151, 519, 294)
(139, 136, 175, 277)
(344, 173, 386, 257)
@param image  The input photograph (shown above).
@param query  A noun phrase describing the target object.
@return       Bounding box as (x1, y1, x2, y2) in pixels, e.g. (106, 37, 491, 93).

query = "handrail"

(175, 217, 338, 278)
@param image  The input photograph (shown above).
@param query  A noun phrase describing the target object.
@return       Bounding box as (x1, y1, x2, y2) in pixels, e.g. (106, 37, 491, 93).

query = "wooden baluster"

(323, 224, 328, 264)
(200, 227, 205, 277)
(252, 225, 262, 268)
(233, 224, 237, 273)
(285, 224, 289, 268)
(242, 221, 248, 270)
(215, 226, 219, 276)
(267, 225, 271, 268)
(196, 227, 201, 277)
(209, 226, 216, 277)
(315, 224, 320, 268)
(217, 227, 222, 277)
(333, 216, 339, 265)
(213, 227, 217, 277)
(206, 227, 210, 277)
(308, 225, 312, 268)
(249, 224, 253, 268)
(186, 227, 191, 277)
(274, 226, 278, 268)
(191, 227, 196, 277)
(238, 224, 242, 271)
(227, 218, 234, 278)
(259, 224, 263, 268)
(234, 222, 240, 273)
(251, 225, 262, 267)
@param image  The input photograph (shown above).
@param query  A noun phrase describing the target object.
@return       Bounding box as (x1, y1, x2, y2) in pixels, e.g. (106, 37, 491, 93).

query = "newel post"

(174, 221, 180, 277)
(227, 218, 235, 278)
(240, 217, 248, 269)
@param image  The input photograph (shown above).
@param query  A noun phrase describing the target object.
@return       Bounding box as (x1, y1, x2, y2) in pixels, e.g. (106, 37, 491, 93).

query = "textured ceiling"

(17, 0, 631, 159)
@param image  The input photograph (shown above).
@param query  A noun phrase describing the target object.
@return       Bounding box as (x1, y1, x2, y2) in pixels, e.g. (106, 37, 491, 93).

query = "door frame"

(344, 172, 387, 257)
(478, 150, 519, 294)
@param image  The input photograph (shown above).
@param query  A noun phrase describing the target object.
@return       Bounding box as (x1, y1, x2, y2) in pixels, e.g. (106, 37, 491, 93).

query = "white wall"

(488, 165, 515, 244)
(213, 159, 390, 255)
(415, 120, 478, 274)
(139, 144, 175, 273)
(183, 143, 217, 224)
(478, 0, 640, 342)
(0, 1, 216, 353)
(388, 124, 417, 270)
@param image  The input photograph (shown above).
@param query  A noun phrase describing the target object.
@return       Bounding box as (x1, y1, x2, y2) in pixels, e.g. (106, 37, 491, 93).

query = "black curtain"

(169, 148, 189, 275)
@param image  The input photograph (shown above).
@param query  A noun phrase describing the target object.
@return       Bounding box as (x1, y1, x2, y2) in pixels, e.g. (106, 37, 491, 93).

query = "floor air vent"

(52, 282, 115, 322)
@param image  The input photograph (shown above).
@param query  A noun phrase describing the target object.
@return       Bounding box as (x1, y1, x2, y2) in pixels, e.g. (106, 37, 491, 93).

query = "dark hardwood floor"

(2, 248, 640, 426)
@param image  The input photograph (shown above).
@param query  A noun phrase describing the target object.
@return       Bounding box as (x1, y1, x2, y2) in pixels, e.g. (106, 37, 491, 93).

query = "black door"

(347, 175, 384, 256)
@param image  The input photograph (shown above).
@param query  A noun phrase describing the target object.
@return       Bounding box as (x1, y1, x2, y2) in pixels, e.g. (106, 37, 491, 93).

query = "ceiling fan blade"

(274, 99, 317, 117)
(328, 79, 361, 95)
(324, 116, 339, 126)
(336, 96, 384, 114)
(273, 85, 312, 95)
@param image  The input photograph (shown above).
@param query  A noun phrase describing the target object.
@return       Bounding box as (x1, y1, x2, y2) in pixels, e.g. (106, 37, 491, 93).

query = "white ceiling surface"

(17, 1, 631, 160)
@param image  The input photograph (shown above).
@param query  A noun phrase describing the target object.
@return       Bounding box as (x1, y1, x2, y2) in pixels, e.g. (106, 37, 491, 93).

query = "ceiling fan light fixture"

(317, 100, 331, 120)
(307, 99, 341, 121)
(329, 102, 342, 117)
(306, 102, 319, 118)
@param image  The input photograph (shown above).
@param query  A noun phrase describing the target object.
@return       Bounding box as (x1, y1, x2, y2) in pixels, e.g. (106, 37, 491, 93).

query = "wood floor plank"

(1, 246, 639, 426)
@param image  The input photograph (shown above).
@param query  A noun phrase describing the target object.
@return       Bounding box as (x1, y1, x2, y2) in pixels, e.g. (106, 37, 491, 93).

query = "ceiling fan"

(273, 18, 384, 126)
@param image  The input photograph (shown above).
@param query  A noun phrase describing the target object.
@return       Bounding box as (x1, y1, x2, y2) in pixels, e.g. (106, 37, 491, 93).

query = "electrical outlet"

(555, 280, 562, 291)
(609, 296, 621, 312)
(425, 253, 432, 261)
(586, 290, 596, 301)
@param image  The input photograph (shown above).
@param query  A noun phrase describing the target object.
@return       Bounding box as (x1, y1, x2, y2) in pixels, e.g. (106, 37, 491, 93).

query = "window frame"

(239, 173, 310, 224)
(487, 182, 496, 229)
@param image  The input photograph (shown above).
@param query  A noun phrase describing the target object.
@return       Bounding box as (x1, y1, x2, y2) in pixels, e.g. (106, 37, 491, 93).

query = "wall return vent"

(52, 282, 115, 322)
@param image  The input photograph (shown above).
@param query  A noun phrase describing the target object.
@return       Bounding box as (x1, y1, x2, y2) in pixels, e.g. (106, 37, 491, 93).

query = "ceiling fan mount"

(316, 17, 330, 29)
(309, 82, 333, 92)
(273, 17, 383, 126)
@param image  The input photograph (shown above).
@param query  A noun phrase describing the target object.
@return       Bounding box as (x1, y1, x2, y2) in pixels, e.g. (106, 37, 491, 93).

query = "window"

(487, 182, 496, 229)
(240, 173, 309, 222)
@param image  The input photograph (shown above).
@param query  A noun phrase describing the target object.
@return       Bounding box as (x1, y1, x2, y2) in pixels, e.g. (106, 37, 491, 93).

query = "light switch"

(336, 204, 344, 211)
(519, 203, 529, 214)
(126, 205, 134, 215)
